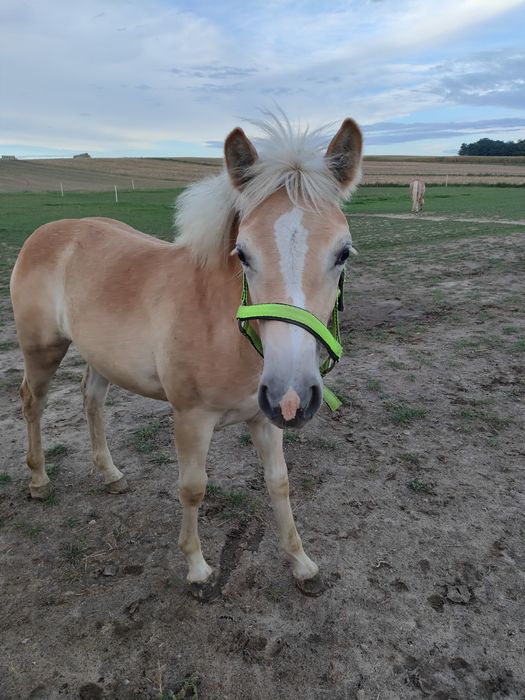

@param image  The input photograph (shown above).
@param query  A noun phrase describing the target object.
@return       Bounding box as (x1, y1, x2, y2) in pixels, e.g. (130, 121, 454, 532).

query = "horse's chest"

(214, 396, 260, 430)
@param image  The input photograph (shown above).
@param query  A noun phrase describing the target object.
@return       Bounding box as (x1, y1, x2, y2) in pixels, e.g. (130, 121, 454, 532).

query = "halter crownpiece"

(236, 274, 345, 412)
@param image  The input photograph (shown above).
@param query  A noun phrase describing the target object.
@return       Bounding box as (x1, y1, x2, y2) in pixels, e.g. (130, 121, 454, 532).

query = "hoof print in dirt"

(445, 583, 472, 604)
(295, 573, 327, 597)
(188, 572, 221, 602)
(78, 682, 103, 700)
(105, 476, 129, 494)
(427, 594, 445, 613)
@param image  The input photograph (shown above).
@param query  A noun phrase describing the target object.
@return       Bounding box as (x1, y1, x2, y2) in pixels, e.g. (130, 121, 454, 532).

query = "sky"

(1, 0, 525, 158)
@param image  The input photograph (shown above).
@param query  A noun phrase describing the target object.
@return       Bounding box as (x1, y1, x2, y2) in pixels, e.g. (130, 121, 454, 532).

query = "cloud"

(1, 0, 525, 156)
(436, 51, 525, 109)
(169, 65, 261, 80)
(363, 118, 525, 145)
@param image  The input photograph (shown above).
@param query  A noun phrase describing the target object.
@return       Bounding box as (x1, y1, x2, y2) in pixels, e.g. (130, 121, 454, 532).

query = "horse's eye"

(236, 247, 249, 266)
(335, 247, 350, 266)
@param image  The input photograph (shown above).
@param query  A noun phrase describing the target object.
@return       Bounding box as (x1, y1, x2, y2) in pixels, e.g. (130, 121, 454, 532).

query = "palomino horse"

(10, 114, 362, 597)
(410, 179, 426, 212)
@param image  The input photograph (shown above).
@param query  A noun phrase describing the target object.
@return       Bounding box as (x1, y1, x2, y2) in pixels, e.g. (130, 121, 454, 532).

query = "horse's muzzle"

(258, 382, 323, 429)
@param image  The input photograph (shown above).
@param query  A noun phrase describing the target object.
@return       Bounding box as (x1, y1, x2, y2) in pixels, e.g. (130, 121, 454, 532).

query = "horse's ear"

(224, 128, 258, 190)
(325, 118, 363, 191)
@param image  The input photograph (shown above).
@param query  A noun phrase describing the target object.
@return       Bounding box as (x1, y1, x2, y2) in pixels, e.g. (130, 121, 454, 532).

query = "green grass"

(399, 452, 421, 466)
(45, 444, 68, 461)
(501, 325, 520, 335)
(16, 521, 43, 537)
(283, 429, 302, 444)
(205, 483, 258, 522)
(384, 402, 428, 424)
(60, 541, 85, 568)
(366, 378, 383, 392)
(347, 185, 525, 220)
(408, 478, 435, 495)
(0, 188, 183, 246)
(0, 472, 12, 484)
(456, 408, 512, 429)
(309, 436, 337, 450)
(349, 216, 525, 256)
(238, 432, 252, 446)
(131, 421, 161, 453)
(161, 675, 199, 700)
(148, 453, 174, 466)
(42, 492, 60, 507)
(510, 339, 525, 353)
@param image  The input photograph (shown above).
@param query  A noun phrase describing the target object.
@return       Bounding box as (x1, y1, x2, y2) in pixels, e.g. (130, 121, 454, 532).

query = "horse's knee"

(179, 478, 207, 508)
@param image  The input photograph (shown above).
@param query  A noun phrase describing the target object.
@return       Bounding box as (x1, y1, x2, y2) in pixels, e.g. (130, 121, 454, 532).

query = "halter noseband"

(236, 272, 345, 412)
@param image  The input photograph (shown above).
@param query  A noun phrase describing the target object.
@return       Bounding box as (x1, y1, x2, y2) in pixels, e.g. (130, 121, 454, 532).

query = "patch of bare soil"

(359, 213, 525, 226)
(0, 231, 524, 699)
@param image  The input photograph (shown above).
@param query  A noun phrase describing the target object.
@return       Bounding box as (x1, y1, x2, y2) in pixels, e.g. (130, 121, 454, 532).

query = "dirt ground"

(0, 223, 524, 699)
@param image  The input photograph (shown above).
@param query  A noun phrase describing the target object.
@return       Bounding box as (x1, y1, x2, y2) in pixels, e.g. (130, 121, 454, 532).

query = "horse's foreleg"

(82, 365, 127, 493)
(248, 417, 319, 584)
(174, 410, 216, 584)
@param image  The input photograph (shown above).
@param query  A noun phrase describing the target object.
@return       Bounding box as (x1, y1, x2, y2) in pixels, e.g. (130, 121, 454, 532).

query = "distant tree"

(458, 138, 525, 156)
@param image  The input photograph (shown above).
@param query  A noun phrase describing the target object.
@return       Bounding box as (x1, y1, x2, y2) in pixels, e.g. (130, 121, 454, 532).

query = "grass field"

(1, 184, 524, 242)
(348, 185, 525, 219)
(1, 184, 523, 298)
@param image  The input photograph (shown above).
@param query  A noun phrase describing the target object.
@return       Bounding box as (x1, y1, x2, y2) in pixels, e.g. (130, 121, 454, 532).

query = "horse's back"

(11, 218, 168, 350)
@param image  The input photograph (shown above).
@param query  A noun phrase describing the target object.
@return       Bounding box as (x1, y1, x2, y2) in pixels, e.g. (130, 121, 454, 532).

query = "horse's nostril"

(304, 384, 322, 419)
(258, 384, 272, 414)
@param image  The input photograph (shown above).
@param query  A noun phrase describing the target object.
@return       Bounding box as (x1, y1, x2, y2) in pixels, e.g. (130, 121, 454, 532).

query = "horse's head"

(225, 117, 363, 429)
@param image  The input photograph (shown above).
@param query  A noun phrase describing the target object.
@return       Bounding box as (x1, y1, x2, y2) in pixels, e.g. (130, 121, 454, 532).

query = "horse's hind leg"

(81, 365, 127, 493)
(20, 339, 70, 499)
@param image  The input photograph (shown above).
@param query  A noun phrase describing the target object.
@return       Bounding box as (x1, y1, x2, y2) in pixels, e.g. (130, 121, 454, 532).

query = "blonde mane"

(174, 112, 361, 267)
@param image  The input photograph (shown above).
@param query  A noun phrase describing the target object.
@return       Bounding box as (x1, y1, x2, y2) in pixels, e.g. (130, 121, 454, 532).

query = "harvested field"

(0, 157, 223, 194)
(362, 157, 525, 186)
(1, 155, 524, 193)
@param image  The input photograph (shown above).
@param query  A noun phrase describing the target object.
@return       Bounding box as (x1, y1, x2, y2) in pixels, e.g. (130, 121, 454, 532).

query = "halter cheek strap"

(236, 273, 345, 412)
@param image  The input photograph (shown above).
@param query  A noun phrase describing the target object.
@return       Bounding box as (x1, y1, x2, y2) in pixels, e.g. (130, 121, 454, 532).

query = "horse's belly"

(73, 336, 167, 401)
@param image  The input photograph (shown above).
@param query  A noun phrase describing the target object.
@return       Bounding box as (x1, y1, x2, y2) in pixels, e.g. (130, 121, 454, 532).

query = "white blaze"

(274, 207, 309, 307)
(273, 207, 312, 359)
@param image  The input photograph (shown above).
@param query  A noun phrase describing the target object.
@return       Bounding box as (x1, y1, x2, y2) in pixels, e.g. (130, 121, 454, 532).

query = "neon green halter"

(236, 273, 345, 412)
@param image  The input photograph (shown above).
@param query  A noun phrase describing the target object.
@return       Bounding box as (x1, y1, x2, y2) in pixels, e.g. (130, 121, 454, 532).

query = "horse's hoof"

(294, 573, 326, 597)
(30, 482, 51, 500)
(105, 476, 129, 494)
(187, 571, 220, 603)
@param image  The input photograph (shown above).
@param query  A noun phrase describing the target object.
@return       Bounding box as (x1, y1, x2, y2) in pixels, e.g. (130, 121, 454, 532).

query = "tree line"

(459, 138, 525, 156)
